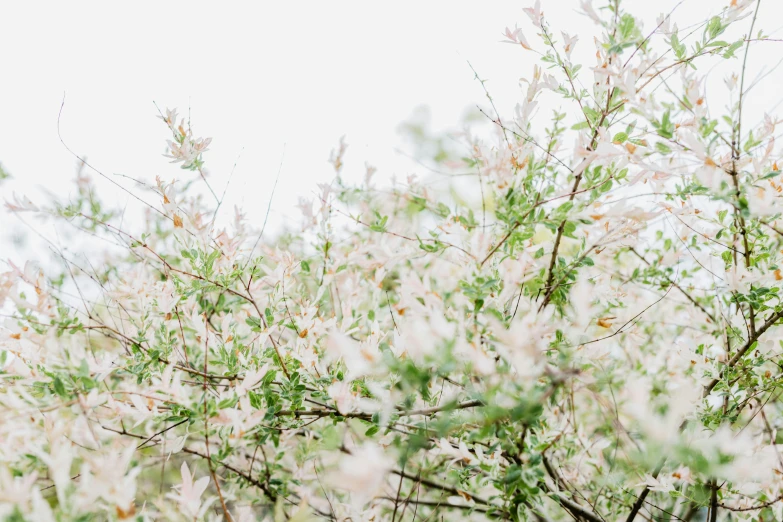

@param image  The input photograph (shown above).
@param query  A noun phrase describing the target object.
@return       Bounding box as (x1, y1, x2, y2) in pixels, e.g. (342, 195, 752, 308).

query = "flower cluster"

(159, 108, 212, 171)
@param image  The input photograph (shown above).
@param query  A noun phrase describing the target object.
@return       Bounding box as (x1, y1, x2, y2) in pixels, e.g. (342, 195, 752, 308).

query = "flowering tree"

(3, 0, 783, 520)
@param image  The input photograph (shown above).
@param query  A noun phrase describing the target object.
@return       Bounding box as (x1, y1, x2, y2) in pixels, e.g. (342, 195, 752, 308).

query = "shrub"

(2, 1, 782, 520)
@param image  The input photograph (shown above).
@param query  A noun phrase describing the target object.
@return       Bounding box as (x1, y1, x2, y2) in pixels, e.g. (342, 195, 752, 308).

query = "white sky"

(1, 0, 782, 261)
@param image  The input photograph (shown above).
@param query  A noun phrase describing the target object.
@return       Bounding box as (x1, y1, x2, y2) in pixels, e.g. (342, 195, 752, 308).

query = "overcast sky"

(2, 1, 782, 261)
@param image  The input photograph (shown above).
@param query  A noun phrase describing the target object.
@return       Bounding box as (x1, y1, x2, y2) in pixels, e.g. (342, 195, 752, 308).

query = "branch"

(704, 307, 783, 396)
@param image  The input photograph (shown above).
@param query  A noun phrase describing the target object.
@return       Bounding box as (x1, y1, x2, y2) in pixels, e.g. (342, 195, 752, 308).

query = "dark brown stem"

(709, 481, 719, 522)
(202, 315, 231, 521)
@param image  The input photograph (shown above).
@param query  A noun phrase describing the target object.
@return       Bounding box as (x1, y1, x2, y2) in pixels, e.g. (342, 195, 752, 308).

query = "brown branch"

(546, 488, 605, 522)
(380, 496, 492, 514)
(720, 494, 783, 512)
(708, 480, 719, 522)
(539, 79, 622, 310)
(390, 469, 493, 508)
(624, 459, 666, 522)
(704, 307, 783, 396)
(277, 399, 484, 419)
(202, 314, 231, 521)
(479, 170, 613, 267)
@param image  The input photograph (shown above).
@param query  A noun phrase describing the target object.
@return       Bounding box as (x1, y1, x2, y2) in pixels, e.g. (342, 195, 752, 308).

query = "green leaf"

(246, 316, 262, 332)
(619, 14, 636, 40)
(583, 106, 600, 123)
(722, 40, 744, 59)
(434, 202, 450, 218)
(554, 201, 573, 219)
(655, 110, 674, 139)
(612, 132, 628, 144)
(369, 212, 388, 233)
(53, 377, 67, 398)
(563, 221, 577, 239)
(670, 32, 686, 60)
(707, 17, 723, 40)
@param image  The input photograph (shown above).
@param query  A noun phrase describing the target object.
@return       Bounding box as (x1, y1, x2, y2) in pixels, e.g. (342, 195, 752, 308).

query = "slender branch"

(704, 307, 783, 396)
(278, 399, 483, 419)
(709, 481, 719, 522)
(720, 494, 783, 511)
(202, 314, 231, 521)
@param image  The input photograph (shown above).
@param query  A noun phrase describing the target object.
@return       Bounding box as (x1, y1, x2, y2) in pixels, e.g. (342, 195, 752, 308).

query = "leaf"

(706, 16, 723, 40)
(53, 377, 67, 398)
(612, 132, 628, 144)
(583, 106, 600, 123)
(369, 212, 389, 233)
(246, 316, 262, 332)
(670, 32, 686, 60)
(562, 221, 577, 238)
(554, 201, 573, 219)
(722, 40, 744, 59)
(619, 14, 636, 40)
(655, 110, 674, 139)
(434, 202, 450, 218)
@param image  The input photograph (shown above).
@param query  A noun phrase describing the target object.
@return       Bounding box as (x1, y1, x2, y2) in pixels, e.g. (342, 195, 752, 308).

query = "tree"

(2, 0, 782, 520)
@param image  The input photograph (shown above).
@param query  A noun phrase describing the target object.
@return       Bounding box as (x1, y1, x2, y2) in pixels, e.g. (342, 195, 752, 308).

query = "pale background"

(1, 0, 782, 263)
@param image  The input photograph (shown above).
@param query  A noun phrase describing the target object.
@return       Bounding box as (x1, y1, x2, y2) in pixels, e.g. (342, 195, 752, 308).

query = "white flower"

(5, 192, 39, 212)
(436, 438, 477, 465)
(236, 364, 269, 396)
(325, 329, 380, 380)
(561, 32, 578, 59)
(501, 26, 532, 50)
(74, 445, 141, 514)
(166, 462, 215, 519)
(523, 0, 543, 27)
(327, 381, 359, 415)
(579, 0, 602, 24)
(158, 107, 179, 130)
(327, 444, 394, 506)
